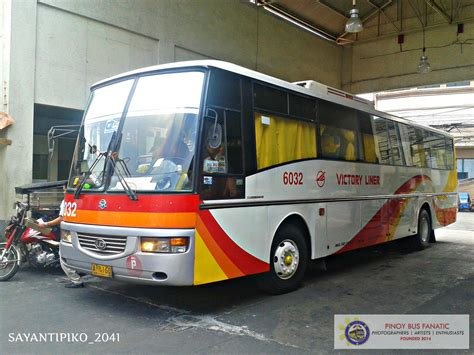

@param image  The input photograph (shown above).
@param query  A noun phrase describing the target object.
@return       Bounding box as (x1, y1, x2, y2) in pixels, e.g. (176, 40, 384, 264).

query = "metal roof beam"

(425, 0, 453, 22)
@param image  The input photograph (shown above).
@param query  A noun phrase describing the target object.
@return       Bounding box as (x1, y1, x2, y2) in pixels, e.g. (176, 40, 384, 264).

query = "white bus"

(60, 61, 457, 294)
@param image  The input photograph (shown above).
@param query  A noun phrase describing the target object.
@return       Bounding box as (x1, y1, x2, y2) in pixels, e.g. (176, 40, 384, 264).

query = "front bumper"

(60, 222, 195, 285)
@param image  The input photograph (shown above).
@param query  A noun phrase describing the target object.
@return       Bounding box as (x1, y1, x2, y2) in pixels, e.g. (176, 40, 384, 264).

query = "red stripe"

(336, 175, 433, 254)
(199, 210, 269, 275)
(64, 193, 199, 213)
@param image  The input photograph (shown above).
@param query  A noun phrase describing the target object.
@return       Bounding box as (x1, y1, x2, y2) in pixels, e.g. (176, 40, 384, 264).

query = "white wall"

(35, 5, 160, 109)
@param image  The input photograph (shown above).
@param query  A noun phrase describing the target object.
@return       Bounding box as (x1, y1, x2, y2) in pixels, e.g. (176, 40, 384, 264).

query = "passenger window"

(387, 121, 404, 165)
(254, 112, 316, 170)
(359, 113, 378, 163)
(425, 132, 447, 169)
(407, 127, 428, 168)
(319, 101, 359, 161)
(372, 116, 391, 165)
(445, 138, 454, 170)
(398, 124, 414, 166)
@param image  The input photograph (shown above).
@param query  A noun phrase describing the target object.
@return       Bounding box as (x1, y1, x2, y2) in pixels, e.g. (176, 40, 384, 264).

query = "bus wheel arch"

(256, 215, 310, 294)
(401, 203, 434, 251)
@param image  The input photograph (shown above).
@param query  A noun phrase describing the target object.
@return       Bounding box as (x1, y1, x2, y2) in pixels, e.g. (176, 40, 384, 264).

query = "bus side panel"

(326, 201, 361, 255)
(433, 168, 458, 228)
(433, 194, 457, 227)
(193, 207, 269, 285)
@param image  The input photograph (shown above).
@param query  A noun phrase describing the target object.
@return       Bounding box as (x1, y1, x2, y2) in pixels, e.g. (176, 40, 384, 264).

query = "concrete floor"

(1, 213, 473, 354)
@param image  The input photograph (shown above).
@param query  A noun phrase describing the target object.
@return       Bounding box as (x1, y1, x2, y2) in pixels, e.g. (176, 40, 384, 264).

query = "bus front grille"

(77, 234, 127, 255)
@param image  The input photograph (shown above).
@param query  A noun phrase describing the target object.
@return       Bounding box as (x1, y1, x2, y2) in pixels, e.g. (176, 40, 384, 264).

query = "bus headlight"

(140, 237, 189, 253)
(61, 230, 72, 244)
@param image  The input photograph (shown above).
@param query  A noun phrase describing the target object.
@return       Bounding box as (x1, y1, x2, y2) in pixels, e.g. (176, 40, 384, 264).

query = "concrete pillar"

(0, 0, 37, 222)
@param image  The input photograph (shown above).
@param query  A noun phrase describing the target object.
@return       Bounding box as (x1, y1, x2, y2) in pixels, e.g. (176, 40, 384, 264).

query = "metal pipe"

(261, 4, 337, 42)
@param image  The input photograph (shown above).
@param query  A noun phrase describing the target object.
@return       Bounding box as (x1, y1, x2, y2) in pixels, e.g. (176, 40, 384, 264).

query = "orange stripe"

(64, 210, 196, 228)
(196, 216, 244, 278)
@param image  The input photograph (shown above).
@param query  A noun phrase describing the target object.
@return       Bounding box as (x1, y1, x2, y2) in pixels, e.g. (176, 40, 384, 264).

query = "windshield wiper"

(74, 132, 116, 199)
(108, 133, 138, 201)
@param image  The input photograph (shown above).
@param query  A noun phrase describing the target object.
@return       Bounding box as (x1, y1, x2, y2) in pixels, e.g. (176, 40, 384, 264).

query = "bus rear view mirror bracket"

(204, 107, 222, 149)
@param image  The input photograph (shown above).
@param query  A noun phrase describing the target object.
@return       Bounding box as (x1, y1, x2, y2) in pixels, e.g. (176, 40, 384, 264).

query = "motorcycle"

(0, 202, 61, 281)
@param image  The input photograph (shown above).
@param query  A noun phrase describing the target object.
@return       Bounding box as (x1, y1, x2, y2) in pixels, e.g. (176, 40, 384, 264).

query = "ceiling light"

(417, 53, 431, 74)
(345, 0, 363, 33)
(417, 30, 431, 74)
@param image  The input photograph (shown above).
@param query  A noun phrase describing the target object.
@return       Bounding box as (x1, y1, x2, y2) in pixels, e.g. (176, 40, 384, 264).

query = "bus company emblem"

(98, 199, 107, 209)
(316, 171, 326, 187)
(95, 239, 107, 250)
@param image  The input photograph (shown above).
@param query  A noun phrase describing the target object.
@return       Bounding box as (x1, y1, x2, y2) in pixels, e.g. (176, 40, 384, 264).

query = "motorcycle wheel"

(0, 243, 21, 281)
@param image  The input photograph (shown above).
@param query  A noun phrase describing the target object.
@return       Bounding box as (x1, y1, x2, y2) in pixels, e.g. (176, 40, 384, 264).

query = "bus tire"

(429, 229, 436, 243)
(401, 209, 432, 251)
(256, 224, 308, 295)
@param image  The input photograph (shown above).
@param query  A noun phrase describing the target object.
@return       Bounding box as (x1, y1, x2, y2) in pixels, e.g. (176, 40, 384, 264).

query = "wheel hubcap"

(0, 251, 14, 269)
(274, 239, 299, 280)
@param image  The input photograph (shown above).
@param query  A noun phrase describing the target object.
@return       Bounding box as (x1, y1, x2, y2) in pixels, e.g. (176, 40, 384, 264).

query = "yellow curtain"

(255, 113, 316, 170)
(363, 133, 377, 163)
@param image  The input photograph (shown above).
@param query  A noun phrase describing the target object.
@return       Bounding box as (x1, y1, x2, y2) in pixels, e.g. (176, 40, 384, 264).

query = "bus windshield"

(69, 71, 205, 193)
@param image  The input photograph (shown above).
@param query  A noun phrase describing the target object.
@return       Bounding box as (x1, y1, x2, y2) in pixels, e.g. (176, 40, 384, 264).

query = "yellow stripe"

(64, 210, 196, 228)
(443, 169, 458, 192)
(193, 231, 228, 285)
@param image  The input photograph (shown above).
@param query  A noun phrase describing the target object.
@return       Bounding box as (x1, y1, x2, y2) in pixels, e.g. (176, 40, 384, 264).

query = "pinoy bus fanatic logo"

(316, 171, 326, 187)
(98, 199, 107, 210)
(342, 320, 370, 345)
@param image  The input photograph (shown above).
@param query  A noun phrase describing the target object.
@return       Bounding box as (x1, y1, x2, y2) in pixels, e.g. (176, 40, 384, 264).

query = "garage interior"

(0, 1, 473, 353)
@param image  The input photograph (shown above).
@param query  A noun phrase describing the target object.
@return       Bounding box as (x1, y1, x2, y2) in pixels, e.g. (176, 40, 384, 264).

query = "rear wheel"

(400, 209, 432, 251)
(0, 243, 21, 281)
(256, 224, 308, 295)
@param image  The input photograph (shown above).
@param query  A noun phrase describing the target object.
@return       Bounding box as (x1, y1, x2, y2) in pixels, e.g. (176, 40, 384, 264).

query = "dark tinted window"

(207, 70, 241, 109)
(289, 93, 316, 120)
(200, 108, 244, 200)
(254, 84, 288, 114)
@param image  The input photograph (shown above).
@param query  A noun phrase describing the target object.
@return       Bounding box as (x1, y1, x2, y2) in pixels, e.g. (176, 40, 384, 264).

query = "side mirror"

(80, 160, 89, 173)
(205, 108, 222, 149)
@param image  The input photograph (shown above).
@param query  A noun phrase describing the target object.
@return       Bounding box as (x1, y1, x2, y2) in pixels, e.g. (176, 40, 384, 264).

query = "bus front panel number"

(64, 202, 77, 217)
(283, 172, 303, 185)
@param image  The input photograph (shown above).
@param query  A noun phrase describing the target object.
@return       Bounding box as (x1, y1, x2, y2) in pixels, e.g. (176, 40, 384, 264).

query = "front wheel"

(256, 224, 308, 295)
(0, 243, 21, 281)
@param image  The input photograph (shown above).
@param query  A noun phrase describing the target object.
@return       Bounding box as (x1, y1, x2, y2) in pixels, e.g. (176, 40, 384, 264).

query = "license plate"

(91, 263, 112, 278)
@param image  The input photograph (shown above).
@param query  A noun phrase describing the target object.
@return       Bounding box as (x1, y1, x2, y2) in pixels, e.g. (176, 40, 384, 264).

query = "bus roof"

(92, 60, 453, 139)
